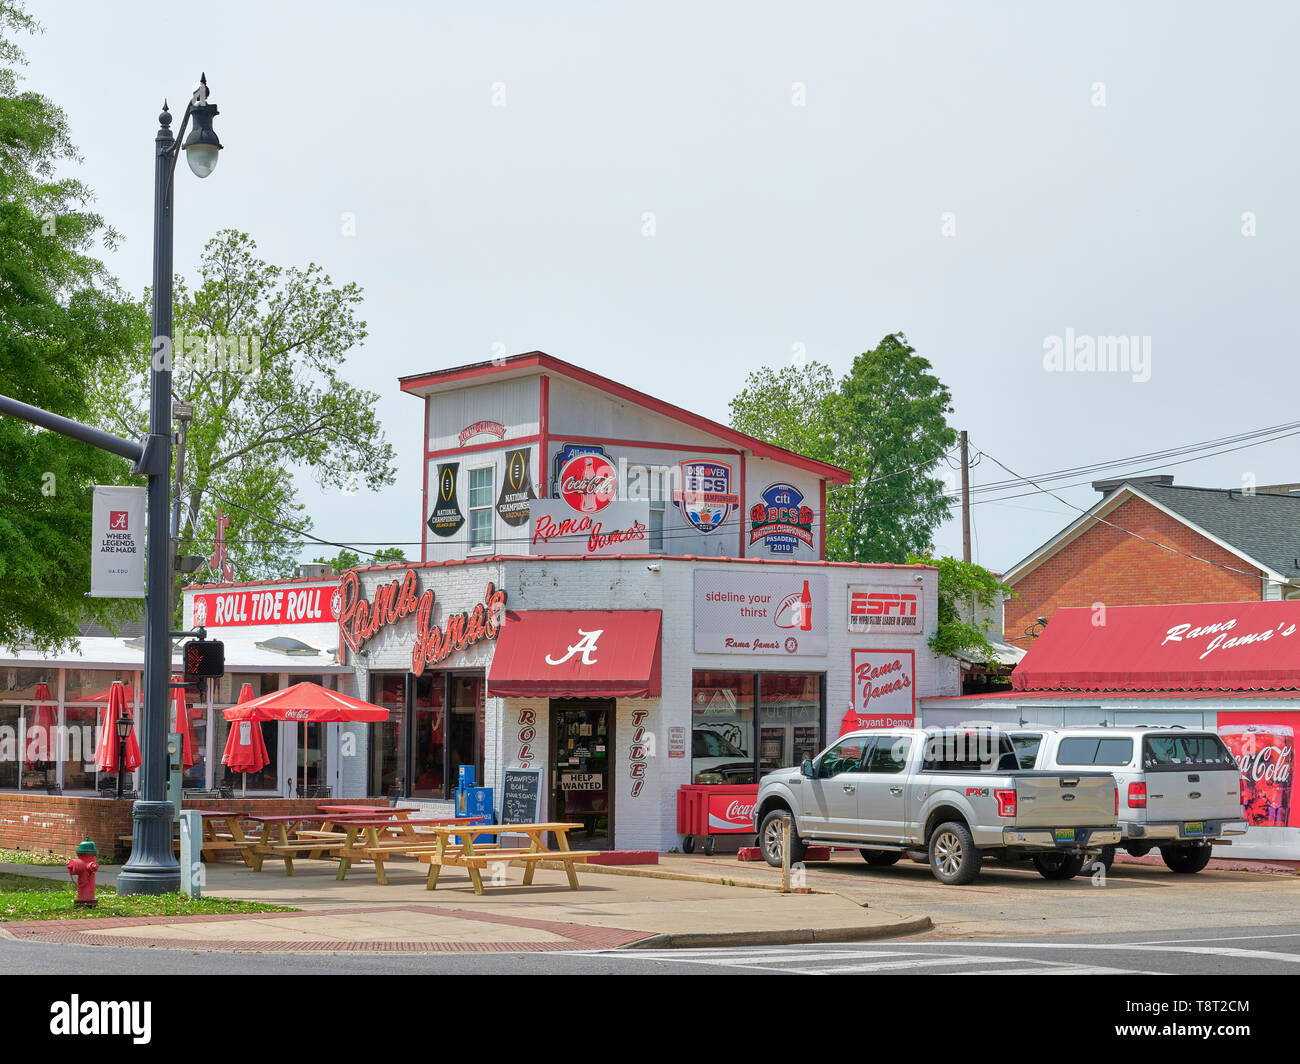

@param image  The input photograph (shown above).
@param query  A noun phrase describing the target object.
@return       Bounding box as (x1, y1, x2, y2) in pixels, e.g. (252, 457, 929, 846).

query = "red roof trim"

(399, 352, 852, 485)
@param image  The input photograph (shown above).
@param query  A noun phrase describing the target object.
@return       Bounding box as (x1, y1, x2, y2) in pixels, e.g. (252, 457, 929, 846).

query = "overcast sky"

(22, 0, 1300, 573)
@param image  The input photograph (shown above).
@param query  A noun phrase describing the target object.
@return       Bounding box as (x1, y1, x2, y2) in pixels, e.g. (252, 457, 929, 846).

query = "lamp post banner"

(90, 485, 147, 598)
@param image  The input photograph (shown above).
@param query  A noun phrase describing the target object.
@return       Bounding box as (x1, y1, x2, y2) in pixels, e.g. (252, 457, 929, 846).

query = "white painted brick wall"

(345, 556, 955, 850)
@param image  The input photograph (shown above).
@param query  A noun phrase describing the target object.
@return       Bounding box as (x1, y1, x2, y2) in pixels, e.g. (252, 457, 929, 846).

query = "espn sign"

(848, 585, 922, 635)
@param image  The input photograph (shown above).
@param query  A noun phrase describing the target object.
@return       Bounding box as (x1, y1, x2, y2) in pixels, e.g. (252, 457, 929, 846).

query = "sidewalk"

(0, 859, 929, 954)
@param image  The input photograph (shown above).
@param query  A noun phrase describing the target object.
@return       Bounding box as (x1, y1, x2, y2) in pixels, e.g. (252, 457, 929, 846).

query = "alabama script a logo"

(545, 628, 603, 666)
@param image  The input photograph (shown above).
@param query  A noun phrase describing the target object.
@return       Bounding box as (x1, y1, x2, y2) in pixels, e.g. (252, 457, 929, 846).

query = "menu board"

(501, 767, 543, 825)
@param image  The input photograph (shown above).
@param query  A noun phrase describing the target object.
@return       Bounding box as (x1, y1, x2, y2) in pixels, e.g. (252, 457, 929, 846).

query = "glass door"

(549, 698, 614, 849)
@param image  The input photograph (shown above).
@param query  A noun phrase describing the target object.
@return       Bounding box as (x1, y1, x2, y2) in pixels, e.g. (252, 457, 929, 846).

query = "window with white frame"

(626, 464, 667, 551)
(468, 467, 494, 550)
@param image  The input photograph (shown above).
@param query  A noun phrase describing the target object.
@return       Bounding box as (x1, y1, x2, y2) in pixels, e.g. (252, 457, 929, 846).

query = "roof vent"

(254, 636, 320, 656)
(296, 563, 333, 580)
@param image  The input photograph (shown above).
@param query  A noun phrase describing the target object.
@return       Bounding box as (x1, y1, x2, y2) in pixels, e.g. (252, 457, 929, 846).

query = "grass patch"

(0, 872, 295, 922)
(0, 849, 70, 866)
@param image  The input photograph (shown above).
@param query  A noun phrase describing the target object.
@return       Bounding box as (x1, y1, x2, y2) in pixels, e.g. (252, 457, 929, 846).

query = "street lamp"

(115, 713, 134, 800)
(116, 75, 223, 897)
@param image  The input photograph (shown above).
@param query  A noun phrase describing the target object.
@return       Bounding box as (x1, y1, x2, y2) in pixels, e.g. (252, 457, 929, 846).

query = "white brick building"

(325, 352, 959, 851)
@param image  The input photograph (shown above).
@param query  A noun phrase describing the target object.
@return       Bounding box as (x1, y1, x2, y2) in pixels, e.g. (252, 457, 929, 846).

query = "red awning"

(1013, 602, 1300, 692)
(487, 610, 662, 698)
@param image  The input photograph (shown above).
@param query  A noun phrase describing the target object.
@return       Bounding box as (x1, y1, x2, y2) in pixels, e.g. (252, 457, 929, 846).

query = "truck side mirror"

(800, 759, 815, 779)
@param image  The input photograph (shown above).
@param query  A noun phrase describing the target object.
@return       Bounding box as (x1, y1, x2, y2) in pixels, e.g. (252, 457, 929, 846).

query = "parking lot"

(654, 851, 1300, 939)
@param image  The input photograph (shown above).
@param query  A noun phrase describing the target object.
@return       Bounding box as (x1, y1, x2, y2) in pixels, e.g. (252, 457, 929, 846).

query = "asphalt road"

(4, 924, 1300, 974)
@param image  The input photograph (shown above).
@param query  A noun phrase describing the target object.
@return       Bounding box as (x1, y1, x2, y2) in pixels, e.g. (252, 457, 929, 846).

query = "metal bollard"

(179, 810, 202, 899)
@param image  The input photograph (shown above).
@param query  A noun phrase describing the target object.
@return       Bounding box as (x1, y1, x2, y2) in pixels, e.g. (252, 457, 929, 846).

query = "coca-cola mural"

(707, 792, 756, 832)
(1217, 713, 1294, 829)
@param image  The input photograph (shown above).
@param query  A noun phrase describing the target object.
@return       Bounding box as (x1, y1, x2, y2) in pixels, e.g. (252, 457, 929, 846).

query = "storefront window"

(691, 672, 755, 785)
(369, 673, 405, 796)
(411, 672, 446, 798)
(215, 673, 280, 792)
(62, 670, 134, 795)
(0, 668, 59, 791)
(450, 673, 485, 788)
(758, 673, 823, 775)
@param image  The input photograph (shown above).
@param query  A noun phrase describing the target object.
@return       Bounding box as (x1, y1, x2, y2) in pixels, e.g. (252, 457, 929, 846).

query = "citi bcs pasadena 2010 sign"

(337, 568, 507, 675)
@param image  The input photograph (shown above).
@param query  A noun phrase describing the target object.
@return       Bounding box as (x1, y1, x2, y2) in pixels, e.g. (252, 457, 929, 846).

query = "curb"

(623, 916, 933, 950)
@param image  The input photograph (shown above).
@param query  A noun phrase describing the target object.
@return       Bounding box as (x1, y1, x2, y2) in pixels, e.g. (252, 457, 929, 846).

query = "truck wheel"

(1083, 845, 1115, 873)
(682, 835, 695, 854)
(928, 821, 981, 885)
(703, 836, 716, 857)
(1124, 843, 1152, 859)
(759, 809, 806, 869)
(1160, 845, 1212, 874)
(1031, 853, 1086, 880)
(861, 850, 902, 866)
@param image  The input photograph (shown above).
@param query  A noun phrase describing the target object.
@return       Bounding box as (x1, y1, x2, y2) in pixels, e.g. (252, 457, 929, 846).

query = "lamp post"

(115, 76, 222, 897)
(115, 713, 133, 800)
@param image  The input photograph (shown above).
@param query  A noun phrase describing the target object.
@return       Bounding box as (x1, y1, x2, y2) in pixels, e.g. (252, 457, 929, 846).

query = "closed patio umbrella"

(93, 682, 141, 775)
(23, 682, 57, 773)
(221, 683, 270, 795)
(170, 681, 198, 769)
(223, 681, 388, 796)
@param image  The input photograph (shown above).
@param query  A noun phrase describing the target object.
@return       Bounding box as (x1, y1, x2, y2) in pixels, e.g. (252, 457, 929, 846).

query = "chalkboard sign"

(501, 766, 543, 825)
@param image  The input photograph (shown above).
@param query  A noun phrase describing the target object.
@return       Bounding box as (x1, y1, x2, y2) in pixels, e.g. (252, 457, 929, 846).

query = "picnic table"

(316, 805, 415, 819)
(189, 810, 266, 870)
(319, 817, 486, 884)
(401, 822, 598, 895)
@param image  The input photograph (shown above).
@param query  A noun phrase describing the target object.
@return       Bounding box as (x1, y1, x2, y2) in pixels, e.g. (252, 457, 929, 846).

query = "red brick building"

(1003, 476, 1300, 650)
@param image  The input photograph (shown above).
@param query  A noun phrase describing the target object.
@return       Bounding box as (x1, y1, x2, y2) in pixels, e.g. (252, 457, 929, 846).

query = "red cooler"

(676, 784, 759, 856)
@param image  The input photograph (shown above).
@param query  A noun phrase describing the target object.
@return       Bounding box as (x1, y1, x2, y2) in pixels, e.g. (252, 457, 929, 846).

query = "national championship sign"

(428, 462, 465, 537)
(672, 460, 738, 534)
(89, 485, 146, 598)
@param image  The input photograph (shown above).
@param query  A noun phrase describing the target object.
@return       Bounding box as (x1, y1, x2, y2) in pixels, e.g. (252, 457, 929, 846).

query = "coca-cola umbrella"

(23, 682, 57, 775)
(93, 681, 141, 774)
(223, 682, 388, 795)
(170, 681, 199, 770)
(221, 683, 270, 796)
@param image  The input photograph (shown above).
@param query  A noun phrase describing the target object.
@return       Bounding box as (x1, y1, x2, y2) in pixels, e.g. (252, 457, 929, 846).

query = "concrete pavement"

(0, 857, 927, 953)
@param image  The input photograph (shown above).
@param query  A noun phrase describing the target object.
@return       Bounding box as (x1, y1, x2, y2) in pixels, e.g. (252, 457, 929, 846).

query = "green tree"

(909, 553, 1016, 661)
(312, 546, 405, 572)
(89, 229, 397, 585)
(0, 2, 144, 650)
(729, 333, 956, 563)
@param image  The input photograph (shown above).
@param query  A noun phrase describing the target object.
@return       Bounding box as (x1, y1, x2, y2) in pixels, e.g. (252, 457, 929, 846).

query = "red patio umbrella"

(170, 681, 199, 769)
(221, 683, 270, 795)
(75, 685, 142, 704)
(23, 682, 57, 770)
(223, 682, 388, 795)
(93, 682, 141, 774)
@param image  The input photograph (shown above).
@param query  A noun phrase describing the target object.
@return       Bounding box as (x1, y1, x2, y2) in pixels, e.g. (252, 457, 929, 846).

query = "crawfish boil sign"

(338, 568, 507, 675)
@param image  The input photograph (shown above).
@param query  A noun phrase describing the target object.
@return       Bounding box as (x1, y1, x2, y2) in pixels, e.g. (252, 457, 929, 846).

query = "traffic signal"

(183, 639, 224, 682)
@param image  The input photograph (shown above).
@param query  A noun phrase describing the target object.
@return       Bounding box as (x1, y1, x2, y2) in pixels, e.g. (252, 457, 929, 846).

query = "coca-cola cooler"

(676, 784, 759, 856)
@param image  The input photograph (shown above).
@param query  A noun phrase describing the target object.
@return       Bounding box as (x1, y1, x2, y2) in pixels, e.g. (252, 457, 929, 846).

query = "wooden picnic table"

(316, 805, 415, 819)
(400, 822, 598, 895)
(323, 817, 486, 884)
(190, 809, 266, 870)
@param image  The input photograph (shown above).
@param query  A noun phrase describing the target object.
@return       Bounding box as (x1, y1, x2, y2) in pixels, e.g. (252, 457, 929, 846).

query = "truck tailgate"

(1012, 772, 1114, 827)
(1145, 766, 1242, 823)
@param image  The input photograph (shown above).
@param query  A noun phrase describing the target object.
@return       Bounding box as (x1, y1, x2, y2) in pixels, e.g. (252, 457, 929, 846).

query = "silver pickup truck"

(753, 726, 1121, 884)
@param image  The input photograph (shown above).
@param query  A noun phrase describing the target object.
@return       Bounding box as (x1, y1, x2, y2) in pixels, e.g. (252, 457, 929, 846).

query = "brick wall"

(1005, 495, 1265, 649)
(0, 795, 389, 859)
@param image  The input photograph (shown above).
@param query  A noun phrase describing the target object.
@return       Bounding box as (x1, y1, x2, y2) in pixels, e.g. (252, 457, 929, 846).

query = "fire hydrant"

(66, 837, 98, 908)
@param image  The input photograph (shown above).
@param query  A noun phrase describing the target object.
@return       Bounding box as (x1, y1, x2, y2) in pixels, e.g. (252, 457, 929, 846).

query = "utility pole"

(960, 429, 971, 564)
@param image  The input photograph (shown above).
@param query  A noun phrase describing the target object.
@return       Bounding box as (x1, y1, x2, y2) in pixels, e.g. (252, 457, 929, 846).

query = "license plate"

(1054, 828, 1075, 843)
(1184, 821, 1204, 836)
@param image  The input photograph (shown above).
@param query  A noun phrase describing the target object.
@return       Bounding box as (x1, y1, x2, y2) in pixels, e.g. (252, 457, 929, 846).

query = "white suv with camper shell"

(1004, 725, 1248, 873)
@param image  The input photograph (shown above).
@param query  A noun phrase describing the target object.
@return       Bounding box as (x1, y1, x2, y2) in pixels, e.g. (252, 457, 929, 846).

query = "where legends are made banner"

(89, 485, 146, 598)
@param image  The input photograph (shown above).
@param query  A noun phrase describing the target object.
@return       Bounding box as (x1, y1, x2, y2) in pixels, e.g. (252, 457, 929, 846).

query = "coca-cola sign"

(706, 790, 760, 833)
(558, 452, 618, 514)
(1218, 716, 1294, 829)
